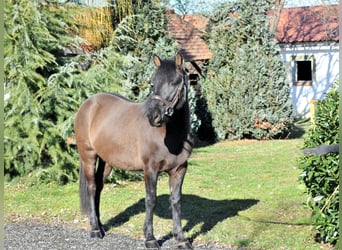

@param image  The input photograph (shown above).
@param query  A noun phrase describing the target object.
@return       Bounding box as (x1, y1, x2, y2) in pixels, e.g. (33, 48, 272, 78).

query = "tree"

(201, 0, 294, 140)
(169, 0, 193, 15)
(270, 0, 285, 35)
(4, 0, 78, 182)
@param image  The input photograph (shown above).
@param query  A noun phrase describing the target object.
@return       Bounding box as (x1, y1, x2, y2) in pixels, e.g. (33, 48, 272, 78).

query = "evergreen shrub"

(298, 83, 339, 245)
(201, 0, 294, 140)
(4, 0, 79, 183)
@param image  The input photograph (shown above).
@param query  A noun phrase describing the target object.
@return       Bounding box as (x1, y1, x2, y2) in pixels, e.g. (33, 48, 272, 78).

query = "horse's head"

(147, 52, 188, 127)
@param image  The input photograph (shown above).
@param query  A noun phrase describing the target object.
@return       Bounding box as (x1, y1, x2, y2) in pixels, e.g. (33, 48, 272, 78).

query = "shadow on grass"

(104, 194, 259, 244)
(288, 119, 311, 139)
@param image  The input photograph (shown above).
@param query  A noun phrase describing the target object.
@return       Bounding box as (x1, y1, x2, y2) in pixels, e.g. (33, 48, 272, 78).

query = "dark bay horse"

(74, 52, 193, 249)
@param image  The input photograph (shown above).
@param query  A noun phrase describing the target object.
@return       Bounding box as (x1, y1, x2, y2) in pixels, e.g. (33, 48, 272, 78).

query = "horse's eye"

(172, 79, 182, 86)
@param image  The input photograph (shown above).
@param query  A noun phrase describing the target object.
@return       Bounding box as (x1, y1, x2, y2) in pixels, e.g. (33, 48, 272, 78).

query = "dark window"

(296, 61, 312, 81)
(189, 74, 198, 85)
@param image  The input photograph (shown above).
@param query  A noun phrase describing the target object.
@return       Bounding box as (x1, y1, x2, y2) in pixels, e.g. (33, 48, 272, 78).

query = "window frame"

(291, 55, 315, 86)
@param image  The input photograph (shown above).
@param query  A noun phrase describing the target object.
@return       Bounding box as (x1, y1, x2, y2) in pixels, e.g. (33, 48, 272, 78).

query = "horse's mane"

(106, 92, 135, 103)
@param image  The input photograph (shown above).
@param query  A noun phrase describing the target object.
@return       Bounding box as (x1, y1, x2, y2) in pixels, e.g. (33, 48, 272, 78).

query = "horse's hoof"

(177, 240, 193, 249)
(145, 239, 160, 249)
(90, 227, 105, 238)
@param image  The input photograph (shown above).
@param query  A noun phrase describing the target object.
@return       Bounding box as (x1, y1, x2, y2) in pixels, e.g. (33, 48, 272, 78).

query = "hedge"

(299, 82, 339, 245)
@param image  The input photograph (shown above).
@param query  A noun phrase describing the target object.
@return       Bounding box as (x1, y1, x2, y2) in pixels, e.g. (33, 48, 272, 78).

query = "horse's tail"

(79, 161, 90, 215)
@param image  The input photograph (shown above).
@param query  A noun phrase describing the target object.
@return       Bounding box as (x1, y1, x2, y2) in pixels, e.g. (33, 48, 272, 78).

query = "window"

(292, 58, 314, 86)
(296, 61, 312, 81)
(189, 74, 198, 86)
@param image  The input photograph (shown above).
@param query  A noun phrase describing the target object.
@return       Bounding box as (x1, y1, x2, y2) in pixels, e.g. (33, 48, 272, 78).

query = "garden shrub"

(201, 0, 294, 140)
(298, 82, 339, 245)
(4, 0, 79, 183)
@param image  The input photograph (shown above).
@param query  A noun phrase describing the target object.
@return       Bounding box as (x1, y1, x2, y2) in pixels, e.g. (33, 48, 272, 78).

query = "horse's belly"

(99, 142, 186, 172)
(107, 154, 144, 171)
(94, 140, 145, 171)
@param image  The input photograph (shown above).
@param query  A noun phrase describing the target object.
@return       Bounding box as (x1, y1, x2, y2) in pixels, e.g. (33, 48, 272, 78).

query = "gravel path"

(4, 223, 235, 250)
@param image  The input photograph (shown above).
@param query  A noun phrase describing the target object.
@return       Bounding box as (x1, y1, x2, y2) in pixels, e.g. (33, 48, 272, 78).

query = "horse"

(74, 52, 193, 249)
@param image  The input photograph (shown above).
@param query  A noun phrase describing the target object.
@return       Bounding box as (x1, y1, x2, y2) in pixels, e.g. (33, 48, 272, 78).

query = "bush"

(298, 82, 339, 245)
(201, 0, 294, 140)
(4, 0, 78, 183)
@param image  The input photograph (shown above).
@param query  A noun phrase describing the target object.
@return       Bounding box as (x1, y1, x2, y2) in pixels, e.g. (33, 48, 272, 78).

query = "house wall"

(279, 42, 339, 118)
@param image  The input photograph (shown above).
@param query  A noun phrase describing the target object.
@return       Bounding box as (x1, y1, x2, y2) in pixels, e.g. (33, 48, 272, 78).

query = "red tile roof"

(274, 4, 339, 43)
(166, 11, 212, 61)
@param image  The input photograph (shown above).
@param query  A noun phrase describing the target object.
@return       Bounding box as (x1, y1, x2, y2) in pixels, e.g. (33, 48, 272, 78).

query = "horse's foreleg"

(143, 168, 159, 249)
(168, 161, 192, 249)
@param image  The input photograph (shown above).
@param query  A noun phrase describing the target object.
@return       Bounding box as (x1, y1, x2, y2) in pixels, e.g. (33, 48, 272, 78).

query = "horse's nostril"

(147, 108, 163, 127)
(153, 111, 161, 125)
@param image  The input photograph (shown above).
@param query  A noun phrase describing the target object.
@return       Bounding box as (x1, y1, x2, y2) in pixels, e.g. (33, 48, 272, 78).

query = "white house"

(275, 4, 339, 118)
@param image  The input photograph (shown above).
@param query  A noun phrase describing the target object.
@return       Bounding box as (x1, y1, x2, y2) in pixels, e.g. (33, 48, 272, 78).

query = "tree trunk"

(270, 0, 285, 35)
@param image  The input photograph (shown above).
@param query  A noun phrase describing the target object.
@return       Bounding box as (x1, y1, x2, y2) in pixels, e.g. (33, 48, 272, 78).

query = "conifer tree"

(4, 0, 78, 182)
(202, 0, 294, 140)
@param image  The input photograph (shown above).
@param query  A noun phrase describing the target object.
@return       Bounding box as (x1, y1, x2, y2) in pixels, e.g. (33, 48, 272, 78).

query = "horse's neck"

(168, 104, 190, 135)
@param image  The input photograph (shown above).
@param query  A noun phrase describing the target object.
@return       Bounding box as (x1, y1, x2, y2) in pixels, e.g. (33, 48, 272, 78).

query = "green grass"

(4, 138, 333, 249)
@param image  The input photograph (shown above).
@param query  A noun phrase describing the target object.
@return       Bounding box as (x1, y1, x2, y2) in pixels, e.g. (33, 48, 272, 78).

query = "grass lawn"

(4, 137, 333, 249)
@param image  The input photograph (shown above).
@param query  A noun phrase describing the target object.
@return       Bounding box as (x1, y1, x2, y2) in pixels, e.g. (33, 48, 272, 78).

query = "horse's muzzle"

(148, 109, 163, 127)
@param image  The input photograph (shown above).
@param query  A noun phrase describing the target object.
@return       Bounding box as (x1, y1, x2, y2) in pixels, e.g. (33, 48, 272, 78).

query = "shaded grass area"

(4, 137, 332, 249)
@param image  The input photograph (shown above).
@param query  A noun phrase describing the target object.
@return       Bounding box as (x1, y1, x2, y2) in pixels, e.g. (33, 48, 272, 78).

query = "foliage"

(169, 0, 193, 15)
(73, 5, 114, 49)
(298, 82, 339, 245)
(4, 0, 78, 183)
(71, 0, 152, 49)
(201, 0, 294, 140)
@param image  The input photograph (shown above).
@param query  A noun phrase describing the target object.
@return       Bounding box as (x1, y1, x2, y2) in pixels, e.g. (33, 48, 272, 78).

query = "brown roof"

(275, 4, 339, 43)
(183, 15, 208, 32)
(166, 11, 212, 61)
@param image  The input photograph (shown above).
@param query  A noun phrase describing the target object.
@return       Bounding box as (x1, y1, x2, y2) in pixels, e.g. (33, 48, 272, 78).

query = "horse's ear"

(175, 52, 183, 67)
(153, 55, 162, 67)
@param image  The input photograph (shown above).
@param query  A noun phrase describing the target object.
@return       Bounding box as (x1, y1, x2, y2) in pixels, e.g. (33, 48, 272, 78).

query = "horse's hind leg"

(168, 162, 192, 249)
(93, 158, 107, 236)
(79, 150, 105, 238)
